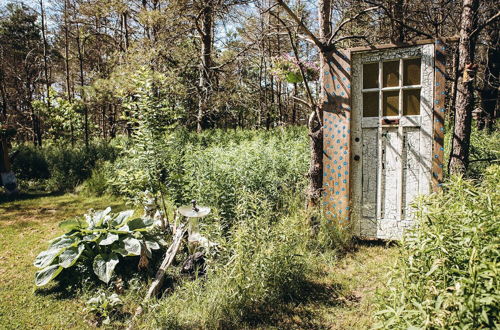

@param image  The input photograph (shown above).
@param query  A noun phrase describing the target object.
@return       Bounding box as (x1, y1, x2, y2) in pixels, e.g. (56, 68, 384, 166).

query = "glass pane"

(383, 61, 399, 87)
(363, 63, 379, 88)
(383, 91, 399, 116)
(403, 89, 420, 115)
(403, 58, 421, 86)
(363, 92, 379, 117)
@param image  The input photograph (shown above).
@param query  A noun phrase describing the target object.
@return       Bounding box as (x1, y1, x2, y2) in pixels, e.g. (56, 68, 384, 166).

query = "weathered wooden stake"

(127, 223, 187, 329)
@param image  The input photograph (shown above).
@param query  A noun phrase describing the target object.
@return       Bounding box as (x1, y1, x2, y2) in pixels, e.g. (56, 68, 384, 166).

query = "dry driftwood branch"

(127, 222, 187, 329)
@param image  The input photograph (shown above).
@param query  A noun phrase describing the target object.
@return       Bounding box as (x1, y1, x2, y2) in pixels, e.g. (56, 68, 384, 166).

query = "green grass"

(249, 243, 400, 329)
(0, 193, 400, 329)
(0, 193, 126, 329)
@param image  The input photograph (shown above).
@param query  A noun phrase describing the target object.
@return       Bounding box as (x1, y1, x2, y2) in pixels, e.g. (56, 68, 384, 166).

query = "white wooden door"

(350, 44, 435, 239)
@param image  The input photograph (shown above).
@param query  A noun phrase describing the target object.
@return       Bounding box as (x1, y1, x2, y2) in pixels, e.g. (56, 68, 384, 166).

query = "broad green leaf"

(59, 244, 85, 268)
(145, 240, 160, 250)
(112, 210, 134, 227)
(114, 246, 129, 257)
(93, 253, 119, 283)
(83, 233, 101, 242)
(142, 216, 154, 226)
(34, 248, 63, 268)
(99, 233, 119, 246)
(96, 207, 113, 227)
(122, 237, 142, 256)
(49, 237, 77, 250)
(35, 265, 63, 286)
(59, 218, 82, 231)
(87, 207, 112, 229)
(126, 218, 150, 231)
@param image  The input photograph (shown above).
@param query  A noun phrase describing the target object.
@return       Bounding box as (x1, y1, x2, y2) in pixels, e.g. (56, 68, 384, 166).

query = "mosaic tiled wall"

(322, 49, 351, 224)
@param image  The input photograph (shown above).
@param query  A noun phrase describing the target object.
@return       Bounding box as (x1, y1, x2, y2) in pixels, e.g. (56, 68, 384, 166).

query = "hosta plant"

(85, 291, 124, 326)
(34, 207, 165, 287)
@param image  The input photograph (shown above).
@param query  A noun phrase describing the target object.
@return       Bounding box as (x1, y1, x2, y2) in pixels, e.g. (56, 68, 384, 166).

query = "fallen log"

(127, 222, 187, 329)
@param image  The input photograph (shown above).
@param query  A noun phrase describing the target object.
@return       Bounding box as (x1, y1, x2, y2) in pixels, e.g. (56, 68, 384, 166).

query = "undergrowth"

(11, 140, 120, 192)
(138, 192, 352, 329)
(375, 165, 500, 329)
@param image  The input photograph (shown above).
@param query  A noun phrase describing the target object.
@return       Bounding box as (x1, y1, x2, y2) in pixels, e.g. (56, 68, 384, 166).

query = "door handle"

(381, 118, 399, 126)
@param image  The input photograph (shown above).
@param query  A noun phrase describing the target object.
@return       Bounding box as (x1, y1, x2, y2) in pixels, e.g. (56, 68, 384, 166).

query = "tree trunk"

(303, 0, 331, 213)
(449, 46, 459, 116)
(390, 0, 405, 44)
(449, 0, 479, 175)
(197, 3, 213, 133)
(0, 68, 7, 121)
(123, 11, 130, 50)
(478, 23, 499, 131)
(76, 23, 89, 147)
(40, 0, 51, 111)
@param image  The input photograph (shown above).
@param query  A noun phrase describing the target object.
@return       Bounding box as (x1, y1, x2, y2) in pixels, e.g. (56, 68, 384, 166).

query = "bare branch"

(331, 35, 370, 45)
(327, 6, 379, 46)
(270, 11, 317, 110)
(364, 0, 434, 39)
(297, 33, 318, 45)
(275, 0, 324, 49)
(471, 11, 500, 38)
(210, 40, 259, 70)
(292, 96, 312, 108)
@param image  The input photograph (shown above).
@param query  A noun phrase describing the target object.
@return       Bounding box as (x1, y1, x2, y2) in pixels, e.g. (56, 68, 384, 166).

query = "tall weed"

(142, 192, 309, 329)
(181, 128, 309, 227)
(375, 165, 500, 329)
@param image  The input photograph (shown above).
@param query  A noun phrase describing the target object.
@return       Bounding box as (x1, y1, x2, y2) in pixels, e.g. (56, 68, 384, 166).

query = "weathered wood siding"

(322, 49, 352, 224)
(432, 39, 447, 191)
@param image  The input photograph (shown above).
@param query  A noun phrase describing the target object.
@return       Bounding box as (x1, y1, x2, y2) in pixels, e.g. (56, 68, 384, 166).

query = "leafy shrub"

(443, 123, 499, 178)
(105, 127, 309, 221)
(78, 163, 111, 196)
(10, 145, 50, 180)
(34, 207, 164, 287)
(11, 141, 120, 191)
(181, 128, 309, 227)
(375, 165, 500, 329)
(468, 127, 500, 177)
(145, 192, 309, 328)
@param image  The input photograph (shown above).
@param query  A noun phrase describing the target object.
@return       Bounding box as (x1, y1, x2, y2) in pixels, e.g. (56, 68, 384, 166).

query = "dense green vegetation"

(375, 166, 500, 328)
(1, 0, 498, 327)
(3, 122, 497, 329)
(11, 141, 119, 192)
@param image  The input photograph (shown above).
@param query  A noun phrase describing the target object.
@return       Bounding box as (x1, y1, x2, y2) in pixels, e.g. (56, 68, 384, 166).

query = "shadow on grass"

(34, 282, 81, 300)
(353, 238, 399, 248)
(241, 279, 348, 329)
(240, 240, 398, 329)
(0, 191, 64, 205)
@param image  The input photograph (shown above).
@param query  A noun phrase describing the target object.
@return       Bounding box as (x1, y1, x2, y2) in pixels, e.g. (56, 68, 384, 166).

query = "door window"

(362, 58, 422, 117)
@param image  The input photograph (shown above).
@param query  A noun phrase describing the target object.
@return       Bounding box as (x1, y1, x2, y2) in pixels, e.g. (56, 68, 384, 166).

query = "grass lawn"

(249, 243, 400, 329)
(0, 193, 399, 329)
(0, 193, 126, 329)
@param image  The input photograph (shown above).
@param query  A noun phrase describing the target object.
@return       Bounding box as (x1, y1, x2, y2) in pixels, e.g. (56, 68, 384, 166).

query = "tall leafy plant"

(375, 165, 500, 328)
(108, 68, 183, 200)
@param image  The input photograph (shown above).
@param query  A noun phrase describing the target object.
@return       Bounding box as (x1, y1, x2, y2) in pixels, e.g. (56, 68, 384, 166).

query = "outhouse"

(322, 39, 447, 240)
